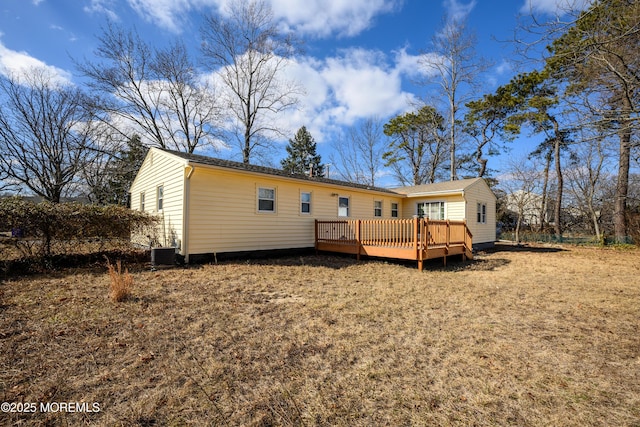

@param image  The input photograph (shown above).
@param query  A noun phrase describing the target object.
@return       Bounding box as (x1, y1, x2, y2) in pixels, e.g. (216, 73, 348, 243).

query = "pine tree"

(281, 126, 324, 177)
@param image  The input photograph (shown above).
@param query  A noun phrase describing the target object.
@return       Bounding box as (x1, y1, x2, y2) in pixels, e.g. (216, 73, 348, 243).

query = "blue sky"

(0, 0, 583, 185)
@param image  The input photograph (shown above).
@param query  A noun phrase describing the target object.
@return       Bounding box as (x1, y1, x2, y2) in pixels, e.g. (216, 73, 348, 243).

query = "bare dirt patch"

(1, 245, 639, 426)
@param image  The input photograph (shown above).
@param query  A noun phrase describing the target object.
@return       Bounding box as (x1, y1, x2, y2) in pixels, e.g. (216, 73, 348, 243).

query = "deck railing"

(315, 218, 473, 271)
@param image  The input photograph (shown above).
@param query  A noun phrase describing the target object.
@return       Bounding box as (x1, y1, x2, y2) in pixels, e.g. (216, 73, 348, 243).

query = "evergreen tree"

(281, 126, 324, 177)
(86, 135, 148, 206)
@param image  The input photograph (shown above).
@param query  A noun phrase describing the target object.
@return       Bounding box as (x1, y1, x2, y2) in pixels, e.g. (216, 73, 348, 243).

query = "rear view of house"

(130, 148, 496, 265)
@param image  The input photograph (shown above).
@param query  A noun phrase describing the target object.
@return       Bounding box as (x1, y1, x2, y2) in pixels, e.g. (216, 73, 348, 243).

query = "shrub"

(106, 258, 134, 302)
(0, 197, 157, 257)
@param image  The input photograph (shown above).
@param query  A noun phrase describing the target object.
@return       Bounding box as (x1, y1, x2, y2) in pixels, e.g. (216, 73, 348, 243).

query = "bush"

(0, 197, 157, 258)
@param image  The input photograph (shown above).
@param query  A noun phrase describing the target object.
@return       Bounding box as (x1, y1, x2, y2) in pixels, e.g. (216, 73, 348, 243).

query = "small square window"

(258, 187, 276, 212)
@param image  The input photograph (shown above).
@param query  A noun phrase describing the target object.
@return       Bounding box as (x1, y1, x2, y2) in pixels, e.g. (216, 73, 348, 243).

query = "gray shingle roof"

(161, 148, 399, 194)
(392, 177, 484, 195)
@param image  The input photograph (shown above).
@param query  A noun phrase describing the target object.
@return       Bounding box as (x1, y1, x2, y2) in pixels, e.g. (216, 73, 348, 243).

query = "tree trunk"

(591, 208, 601, 242)
(450, 105, 456, 181)
(243, 125, 251, 164)
(539, 149, 552, 233)
(553, 136, 563, 240)
(515, 213, 522, 245)
(614, 123, 631, 243)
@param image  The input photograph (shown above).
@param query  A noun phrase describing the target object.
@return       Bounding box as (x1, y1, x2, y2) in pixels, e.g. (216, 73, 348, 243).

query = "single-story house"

(129, 148, 496, 263)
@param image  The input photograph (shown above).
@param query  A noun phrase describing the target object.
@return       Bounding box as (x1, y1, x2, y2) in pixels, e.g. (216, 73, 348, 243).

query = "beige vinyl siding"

(401, 195, 465, 221)
(129, 149, 185, 248)
(186, 166, 403, 255)
(463, 179, 497, 244)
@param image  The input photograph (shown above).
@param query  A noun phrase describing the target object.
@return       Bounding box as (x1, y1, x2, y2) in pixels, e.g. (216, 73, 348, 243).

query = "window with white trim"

(374, 200, 382, 217)
(391, 202, 399, 218)
(338, 196, 350, 217)
(156, 186, 163, 211)
(417, 201, 445, 220)
(258, 187, 276, 212)
(301, 191, 311, 214)
(477, 202, 487, 223)
(140, 192, 145, 212)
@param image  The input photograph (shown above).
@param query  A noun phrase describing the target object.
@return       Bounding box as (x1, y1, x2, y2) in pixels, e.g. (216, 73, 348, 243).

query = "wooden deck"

(315, 218, 473, 271)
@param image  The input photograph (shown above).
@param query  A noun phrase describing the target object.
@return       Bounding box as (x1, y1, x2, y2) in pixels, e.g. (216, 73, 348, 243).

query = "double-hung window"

(258, 187, 276, 212)
(156, 186, 163, 211)
(374, 200, 382, 217)
(338, 196, 350, 217)
(391, 202, 399, 218)
(477, 202, 487, 224)
(140, 192, 145, 212)
(301, 192, 311, 214)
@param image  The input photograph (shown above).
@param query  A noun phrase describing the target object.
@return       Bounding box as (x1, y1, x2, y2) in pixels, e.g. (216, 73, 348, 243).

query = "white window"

(140, 192, 145, 211)
(391, 202, 399, 218)
(374, 200, 382, 217)
(477, 202, 487, 223)
(338, 196, 350, 217)
(301, 192, 311, 214)
(156, 186, 163, 211)
(258, 187, 276, 212)
(417, 201, 445, 220)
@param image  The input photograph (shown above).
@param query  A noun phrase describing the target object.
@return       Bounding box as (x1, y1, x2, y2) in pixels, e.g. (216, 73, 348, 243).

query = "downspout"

(182, 164, 195, 263)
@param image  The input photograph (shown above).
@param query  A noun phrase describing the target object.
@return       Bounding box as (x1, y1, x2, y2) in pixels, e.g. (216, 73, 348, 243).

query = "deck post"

(356, 219, 361, 261)
(417, 217, 425, 272)
(314, 219, 319, 255)
(444, 219, 450, 266)
(413, 217, 419, 259)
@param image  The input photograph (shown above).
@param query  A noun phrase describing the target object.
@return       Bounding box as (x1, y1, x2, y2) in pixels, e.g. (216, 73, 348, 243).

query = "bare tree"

(77, 24, 221, 153)
(420, 17, 488, 181)
(330, 117, 387, 186)
(500, 156, 545, 245)
(0, 68, 97, 202)
(200, 0, 301, 164)
(566, 130, 612, 241)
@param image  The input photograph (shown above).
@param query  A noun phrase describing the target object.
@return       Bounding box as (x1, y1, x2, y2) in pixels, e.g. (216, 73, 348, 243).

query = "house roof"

(159, 148, 399, 194)
(392, 177, 486, 196)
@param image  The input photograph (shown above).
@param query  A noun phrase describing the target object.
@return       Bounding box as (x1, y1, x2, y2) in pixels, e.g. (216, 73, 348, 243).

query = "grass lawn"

(1, 244, 639, 426)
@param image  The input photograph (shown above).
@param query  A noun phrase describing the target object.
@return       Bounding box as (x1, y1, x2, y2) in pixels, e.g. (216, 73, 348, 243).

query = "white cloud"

(443, 0, 476, 23)
(266, 48, 419, 144)
(84, 0, 120, 21)
(121, 0, 401, 37)
(495, 60, 512, 76)
(0, 40, 72, 85)
(520, 0, 592, 15)
(272, 0, 401, 38)
(202, 47, 418, 145)
(126, 0, 192, 33)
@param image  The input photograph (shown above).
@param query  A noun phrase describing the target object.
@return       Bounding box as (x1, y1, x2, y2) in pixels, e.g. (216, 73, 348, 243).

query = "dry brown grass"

(106, 259, 134, 303)
(1, 244, 639, 426)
